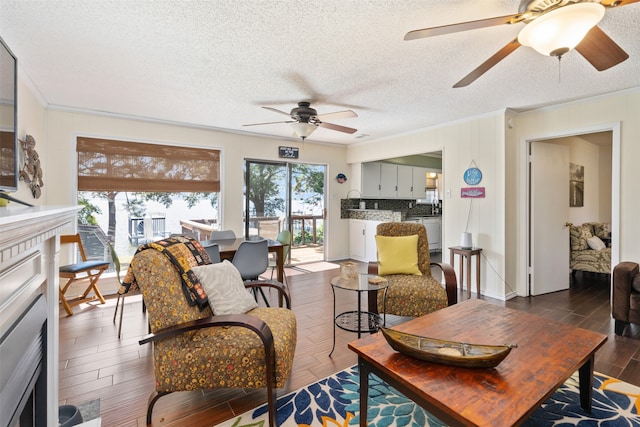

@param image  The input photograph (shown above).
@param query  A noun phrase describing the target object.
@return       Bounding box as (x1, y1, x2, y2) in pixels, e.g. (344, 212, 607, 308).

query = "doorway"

(525, 128, 618, 296)
(244, 160, 326, 265)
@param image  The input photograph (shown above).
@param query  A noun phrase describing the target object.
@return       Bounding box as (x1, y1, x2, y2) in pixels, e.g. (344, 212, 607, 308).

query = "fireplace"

(0, 205, 79, 426)
(0, 295, 47, 426)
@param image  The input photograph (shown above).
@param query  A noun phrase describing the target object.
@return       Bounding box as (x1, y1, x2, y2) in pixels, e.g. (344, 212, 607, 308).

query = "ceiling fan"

(405, 0, 637, 88)
(243, 101, 358, 140)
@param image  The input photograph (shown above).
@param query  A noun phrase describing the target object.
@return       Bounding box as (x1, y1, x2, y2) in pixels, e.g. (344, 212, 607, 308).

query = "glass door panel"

(244, 160, 326, 266)
(289, 163, 325, 264)
(244, 160, 287, 240)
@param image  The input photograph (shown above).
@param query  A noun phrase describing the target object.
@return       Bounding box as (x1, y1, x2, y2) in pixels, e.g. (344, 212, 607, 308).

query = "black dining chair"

(232, 239, 270, 306)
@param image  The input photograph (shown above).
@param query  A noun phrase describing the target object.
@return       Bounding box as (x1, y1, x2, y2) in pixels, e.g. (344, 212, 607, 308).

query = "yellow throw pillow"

(375, 234, 422, 276)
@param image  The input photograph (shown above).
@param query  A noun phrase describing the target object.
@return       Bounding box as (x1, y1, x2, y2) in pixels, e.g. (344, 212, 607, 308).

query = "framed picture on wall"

(570, 163, 584, 207)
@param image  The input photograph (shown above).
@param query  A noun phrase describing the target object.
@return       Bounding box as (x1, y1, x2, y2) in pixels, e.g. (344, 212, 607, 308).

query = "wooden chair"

(59, 234, 110, 316)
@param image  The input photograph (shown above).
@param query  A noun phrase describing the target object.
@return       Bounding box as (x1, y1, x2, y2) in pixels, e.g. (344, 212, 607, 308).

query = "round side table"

(329, 274, 389, 357)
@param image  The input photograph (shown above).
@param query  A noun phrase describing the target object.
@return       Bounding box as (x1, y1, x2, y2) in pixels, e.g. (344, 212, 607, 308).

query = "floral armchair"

(569, 222, 611, 276)
(129, 238, 296, 426)
(368, 222, 457, 319)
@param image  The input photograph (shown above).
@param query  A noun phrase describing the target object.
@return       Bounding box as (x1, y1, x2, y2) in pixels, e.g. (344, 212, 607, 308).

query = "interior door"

(530, 141, 570, 295)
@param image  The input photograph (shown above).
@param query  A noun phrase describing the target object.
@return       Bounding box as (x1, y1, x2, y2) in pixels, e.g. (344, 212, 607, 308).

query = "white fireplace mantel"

(0, 204, 79, 426)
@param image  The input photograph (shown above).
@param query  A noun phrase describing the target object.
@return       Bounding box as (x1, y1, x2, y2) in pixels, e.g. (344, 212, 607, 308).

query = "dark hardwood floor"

(59, 262, 640, 426)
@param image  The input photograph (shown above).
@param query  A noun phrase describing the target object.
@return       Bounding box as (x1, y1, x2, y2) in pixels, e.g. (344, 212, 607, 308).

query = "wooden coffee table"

(348, 299, 607, 427)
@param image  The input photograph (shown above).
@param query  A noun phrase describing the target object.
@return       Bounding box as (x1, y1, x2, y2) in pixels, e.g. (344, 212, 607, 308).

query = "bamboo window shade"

(76, 137, 220, 192)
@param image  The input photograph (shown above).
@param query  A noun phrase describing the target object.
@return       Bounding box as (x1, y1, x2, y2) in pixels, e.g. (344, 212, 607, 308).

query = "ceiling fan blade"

(453, 39, 521, 88)
(318, 122, 357, 134)
(262, 106, 292, 116)
(575, 26, 629, 71)
(243, 120, 294, 127)
(316, 110, 358, 120)
(404, 14, 520, 41)
(601, 0, 640, 7)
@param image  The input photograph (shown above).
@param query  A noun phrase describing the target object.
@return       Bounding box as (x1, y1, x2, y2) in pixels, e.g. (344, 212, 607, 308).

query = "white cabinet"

(379, 163, 398, 198)
(423, 217, 442, 251)
(349, 219, 366, 260)
(412, 167, 428, 198)
(362, 162, 398, 198)
(363, 162, 430, 199)
(349, 219, 382, 262)
(396, 165, 414, 198)
(362, 163, 382, 197)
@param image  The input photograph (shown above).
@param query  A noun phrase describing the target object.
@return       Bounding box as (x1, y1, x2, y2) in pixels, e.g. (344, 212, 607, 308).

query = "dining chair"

(209, 230, 236, 240)
(269, 229, 291, 284)
(111, 243, 146, 339)
(199, 241, 221, 263)
(59, 234, 110, 316)
(232, 239, 270, 305)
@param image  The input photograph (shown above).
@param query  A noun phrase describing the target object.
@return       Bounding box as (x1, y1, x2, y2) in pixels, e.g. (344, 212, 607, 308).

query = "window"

(76, 137, 221, 268)
(77, 137, 220, 192)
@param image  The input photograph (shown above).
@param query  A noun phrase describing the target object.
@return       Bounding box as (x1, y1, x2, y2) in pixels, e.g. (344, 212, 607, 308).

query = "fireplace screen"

(0, 295, 47, 426)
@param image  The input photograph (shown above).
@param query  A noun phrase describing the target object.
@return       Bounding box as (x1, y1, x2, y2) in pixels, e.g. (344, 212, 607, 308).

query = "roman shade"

(76, 137, 220, 192)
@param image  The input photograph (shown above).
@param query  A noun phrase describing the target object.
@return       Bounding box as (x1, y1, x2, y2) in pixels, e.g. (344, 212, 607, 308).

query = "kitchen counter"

(345, 209, 402, 222)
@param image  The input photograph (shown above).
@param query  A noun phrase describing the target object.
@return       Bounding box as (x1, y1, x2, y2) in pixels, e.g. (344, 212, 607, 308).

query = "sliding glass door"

(244, 160, 326, 265)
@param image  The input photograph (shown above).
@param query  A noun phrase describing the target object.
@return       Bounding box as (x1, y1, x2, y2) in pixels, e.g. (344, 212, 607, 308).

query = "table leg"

(578, 355, 595, 412)
(357, 291, 362, 339)
(276, 245, 284, 306)
(475, 252, 481, 297)
(329, 285, 337, 357)
(358, 357, 370, 427)
(459, 256, 464, 295)
(466, 254, 472, 299)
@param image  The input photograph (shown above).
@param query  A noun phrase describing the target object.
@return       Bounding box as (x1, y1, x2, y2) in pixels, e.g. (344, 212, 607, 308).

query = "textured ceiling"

(1, 0, 639, 146)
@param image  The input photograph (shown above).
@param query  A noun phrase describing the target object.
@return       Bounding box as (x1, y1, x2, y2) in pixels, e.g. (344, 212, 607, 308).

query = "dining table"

(213, 237, 287, 283)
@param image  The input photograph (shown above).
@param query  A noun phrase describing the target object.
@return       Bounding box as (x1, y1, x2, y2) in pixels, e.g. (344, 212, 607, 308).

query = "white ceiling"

(1, 0, 639, 146)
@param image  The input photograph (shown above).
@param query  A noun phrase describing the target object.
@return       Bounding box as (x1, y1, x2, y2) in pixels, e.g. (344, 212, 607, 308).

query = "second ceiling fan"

(405, 0, 637, 87)
(243, 102, 358, 140)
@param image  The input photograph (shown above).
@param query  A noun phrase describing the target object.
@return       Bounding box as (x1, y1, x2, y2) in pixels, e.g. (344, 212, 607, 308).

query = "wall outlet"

(409, 202, 412, 208)
(446, 189, 451, 198)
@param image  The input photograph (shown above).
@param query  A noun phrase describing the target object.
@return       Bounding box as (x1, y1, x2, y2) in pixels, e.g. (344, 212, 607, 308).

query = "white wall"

(347, 111, 508, 300)
(16, 74, 353, 261)
(13, 70, 46, 205)
(510, 88, 640, 296)
(544, 135, 611, 226)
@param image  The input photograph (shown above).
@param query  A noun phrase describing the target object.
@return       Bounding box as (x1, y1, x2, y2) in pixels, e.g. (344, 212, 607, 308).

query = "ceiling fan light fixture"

(290, 122, 317, 140)
(517, 3, 605, 56)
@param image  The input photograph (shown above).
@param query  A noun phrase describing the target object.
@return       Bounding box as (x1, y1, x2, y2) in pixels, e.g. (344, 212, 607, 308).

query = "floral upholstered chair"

(569, 222, 611, 276)
(368, 222, 457, 321)
(128, 237, 296, 427)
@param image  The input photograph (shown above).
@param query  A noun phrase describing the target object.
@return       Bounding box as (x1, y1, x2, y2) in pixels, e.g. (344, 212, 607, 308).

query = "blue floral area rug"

(214, 366, 640, 426)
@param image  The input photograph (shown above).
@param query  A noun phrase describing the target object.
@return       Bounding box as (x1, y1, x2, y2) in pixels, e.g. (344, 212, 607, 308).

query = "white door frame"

(518, 122, 621, 297)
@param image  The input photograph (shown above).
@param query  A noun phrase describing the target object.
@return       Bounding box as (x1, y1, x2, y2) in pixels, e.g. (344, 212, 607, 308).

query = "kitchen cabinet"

(349, 219, 382, 262)
(379, 163, 397, 198)
(349, 219, 366, 260)
(362, 163, 382, 197)
(362, 162, 398, 198)
(363, 162, 431, 199)
(397, 165, 414, 198)
(412, 167, 428, 198)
